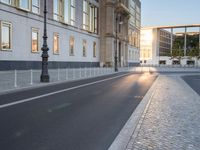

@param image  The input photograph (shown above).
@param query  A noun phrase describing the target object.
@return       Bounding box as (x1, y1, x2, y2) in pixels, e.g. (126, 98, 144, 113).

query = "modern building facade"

(140, 25, 200, 66)
(140, 27, 167, 65)
(0, 0, 141, 70)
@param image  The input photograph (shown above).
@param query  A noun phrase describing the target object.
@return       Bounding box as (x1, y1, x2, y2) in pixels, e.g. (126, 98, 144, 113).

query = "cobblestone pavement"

(126, 75, 200, 150)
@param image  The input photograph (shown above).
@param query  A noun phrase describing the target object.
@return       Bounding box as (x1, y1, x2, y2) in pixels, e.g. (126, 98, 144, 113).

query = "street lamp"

(115, 15, 118, 72)
(115, 14, 123, 72)
(40, 0, 50, 82)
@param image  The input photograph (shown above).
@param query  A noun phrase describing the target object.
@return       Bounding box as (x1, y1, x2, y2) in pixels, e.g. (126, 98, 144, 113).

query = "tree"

(171, 49, 184, 62)
(187, 48, 199, 59)
(171, 34, 200, 66)
(187, 48, 200, 66)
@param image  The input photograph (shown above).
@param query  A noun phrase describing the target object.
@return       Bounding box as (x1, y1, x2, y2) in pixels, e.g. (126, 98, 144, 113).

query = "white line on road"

(0, 73, 130, 109)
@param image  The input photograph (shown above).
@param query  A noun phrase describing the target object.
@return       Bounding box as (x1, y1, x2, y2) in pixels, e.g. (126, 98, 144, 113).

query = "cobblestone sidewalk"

(126, 75, 200, 150)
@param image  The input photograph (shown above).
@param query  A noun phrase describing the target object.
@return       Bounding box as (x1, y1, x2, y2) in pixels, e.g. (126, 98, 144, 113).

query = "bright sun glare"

(144, 31, 153, 41)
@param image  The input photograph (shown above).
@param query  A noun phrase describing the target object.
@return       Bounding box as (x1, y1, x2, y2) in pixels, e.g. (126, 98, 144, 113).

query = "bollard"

(84, 67, 86, 78)
(14, 70, 17, 87)
(73, 68, 75, 80)
(57, 68, 60, 81)
(90, 67, 92, 77)
(94, 67, 96, 76)
(80, 68, 81, 79)
(66, 68, 68, 80)
(30, 69, 33, 85)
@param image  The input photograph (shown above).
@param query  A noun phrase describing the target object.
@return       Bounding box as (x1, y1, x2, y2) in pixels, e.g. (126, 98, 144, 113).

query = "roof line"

(142, 24, 200, 29)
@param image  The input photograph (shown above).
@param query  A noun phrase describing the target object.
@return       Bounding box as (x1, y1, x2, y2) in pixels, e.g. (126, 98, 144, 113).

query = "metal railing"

(0, 67, 130, 92)
(0, 66, 199, 93)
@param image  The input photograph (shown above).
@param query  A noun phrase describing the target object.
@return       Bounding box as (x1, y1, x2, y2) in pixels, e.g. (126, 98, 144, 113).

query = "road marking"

(48, 102, 72, 113)
(0, 73, 130, 109)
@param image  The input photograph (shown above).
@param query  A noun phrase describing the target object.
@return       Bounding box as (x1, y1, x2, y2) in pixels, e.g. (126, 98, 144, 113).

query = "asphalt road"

(182, 75, 200, 96)
(0, 72, 157, 150)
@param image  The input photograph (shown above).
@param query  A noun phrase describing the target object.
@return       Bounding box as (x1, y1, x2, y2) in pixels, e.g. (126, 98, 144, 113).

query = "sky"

(141, 0, 200, 28)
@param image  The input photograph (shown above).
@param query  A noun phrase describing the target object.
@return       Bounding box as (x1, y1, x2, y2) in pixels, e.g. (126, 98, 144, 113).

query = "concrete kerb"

(108, 75, 160, 150)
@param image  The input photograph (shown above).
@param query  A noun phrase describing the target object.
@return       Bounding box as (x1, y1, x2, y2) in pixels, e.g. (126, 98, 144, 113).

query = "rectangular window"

(53, 0, 63, 21)
(64, 0, 69, 23)
(93, 42, 96, 57)
(19, 0, 30, 10)
(63, 0, 76, 25)
(31, 28, 39, 53)
(83, 1, 98, 33)
(1, 0, 11, 5)
(1, 22, 12, 50)
(94, 7, 98, 33)
(53, 33, 59, 54)
(70, 0, 76, 25)
(82, 40, 87, 57)
(83, 0, 89, 30)
(32, 0, 40, 14)
(69, 36, 74, 55)
(89, 6, 94, 32)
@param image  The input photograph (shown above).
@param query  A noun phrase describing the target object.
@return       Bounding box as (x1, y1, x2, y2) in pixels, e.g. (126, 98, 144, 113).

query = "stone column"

(170, 28, 173, 55)
(99, 0, 115, 67)
(125, 43, 128, 66)
(184, 27, 187, 56)
(198, 27, 200, 66)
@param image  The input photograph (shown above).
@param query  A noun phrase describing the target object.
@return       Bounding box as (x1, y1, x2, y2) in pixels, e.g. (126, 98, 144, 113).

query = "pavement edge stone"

(108, 75, 160, 150)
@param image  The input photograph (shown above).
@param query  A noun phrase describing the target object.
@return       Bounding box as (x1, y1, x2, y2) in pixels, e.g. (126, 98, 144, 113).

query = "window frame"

(82, 39, 87, 57)
(69, 36, 75, 56)
(93, 41, 96, 58)
(83, 0, 89, 30)
(17, 0, 31, 11)
(0, 0, 12, 5)
(63, 0, 76, 25)
(31, 0, 40, 14)
(31, 28, 39, 53)
(53, 33, 60, 55)
(1, 0, 40, 14)
(0, 21, 12, 51)
(83, 1, 98, 33)
(70, 0, 76, 25)
(53, 0, 63, 21)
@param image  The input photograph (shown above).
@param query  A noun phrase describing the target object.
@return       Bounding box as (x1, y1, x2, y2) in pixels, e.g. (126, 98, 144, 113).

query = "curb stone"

(108, 76, 160, 150)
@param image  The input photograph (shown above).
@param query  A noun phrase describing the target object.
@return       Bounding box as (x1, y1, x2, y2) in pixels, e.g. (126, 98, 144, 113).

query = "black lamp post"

(40, 0, 50, 82)
(115, 15, 118, 72)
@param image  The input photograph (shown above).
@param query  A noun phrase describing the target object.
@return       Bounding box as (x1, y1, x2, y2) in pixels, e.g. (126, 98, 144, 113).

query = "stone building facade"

(100, 0, 141, 67)
(140, 27, 174, 65)
(0, 0, 140, 70)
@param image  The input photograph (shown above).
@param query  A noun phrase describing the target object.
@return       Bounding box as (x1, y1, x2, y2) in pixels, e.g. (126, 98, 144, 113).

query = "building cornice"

(115, 2, 130, 17)
(105, 1, 115, 7)
(105, 33, 115, 38)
